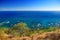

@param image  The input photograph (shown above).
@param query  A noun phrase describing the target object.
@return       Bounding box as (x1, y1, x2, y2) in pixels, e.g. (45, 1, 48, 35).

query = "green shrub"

(7, 22, 30, 36)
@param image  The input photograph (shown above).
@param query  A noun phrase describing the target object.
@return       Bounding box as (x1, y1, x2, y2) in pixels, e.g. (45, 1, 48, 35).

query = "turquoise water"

(0, 11, 60, 28)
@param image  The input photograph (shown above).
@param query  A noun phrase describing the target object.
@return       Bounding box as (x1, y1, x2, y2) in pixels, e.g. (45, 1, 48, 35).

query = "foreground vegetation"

(0, 22, 60, 40)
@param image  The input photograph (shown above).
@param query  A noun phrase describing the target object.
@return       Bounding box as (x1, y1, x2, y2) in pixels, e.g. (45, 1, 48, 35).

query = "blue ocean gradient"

(0, 11, 60, 27)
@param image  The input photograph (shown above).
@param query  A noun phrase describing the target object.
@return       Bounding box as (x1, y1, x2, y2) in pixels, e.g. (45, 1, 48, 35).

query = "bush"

(7, 22, 30, 37)
(0, 27, 9, 36)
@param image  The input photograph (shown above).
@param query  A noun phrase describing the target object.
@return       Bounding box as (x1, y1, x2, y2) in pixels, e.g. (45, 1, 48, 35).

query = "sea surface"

(0, 11, 60, 28)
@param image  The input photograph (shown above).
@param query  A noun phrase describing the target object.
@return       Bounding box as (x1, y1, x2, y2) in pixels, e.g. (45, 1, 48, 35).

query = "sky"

(0, 0, 60, 11)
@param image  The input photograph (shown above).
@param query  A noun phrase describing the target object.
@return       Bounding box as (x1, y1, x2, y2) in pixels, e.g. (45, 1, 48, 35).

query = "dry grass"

(0, 29, 60, 40)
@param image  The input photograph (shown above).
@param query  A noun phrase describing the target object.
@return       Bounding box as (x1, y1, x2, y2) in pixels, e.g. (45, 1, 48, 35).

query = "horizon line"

(1, 9, 60, 11)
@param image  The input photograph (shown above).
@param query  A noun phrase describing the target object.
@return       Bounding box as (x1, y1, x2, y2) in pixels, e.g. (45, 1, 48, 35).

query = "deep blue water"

(0, 11, 60, 28)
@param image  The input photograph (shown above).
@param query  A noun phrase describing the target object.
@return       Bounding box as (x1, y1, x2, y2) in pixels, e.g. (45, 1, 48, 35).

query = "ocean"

(0, 11, 60, 28)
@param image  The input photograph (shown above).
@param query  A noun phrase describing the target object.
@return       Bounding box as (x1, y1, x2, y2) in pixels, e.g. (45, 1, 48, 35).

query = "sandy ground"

(0, 30, 60, 40)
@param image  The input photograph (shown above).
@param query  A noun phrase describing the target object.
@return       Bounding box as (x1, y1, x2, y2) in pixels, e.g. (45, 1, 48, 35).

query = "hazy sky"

(0, 0, 60, 11)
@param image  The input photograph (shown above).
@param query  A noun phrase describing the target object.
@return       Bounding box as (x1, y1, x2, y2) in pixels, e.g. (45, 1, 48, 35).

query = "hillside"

(0, 22, 60, 40)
